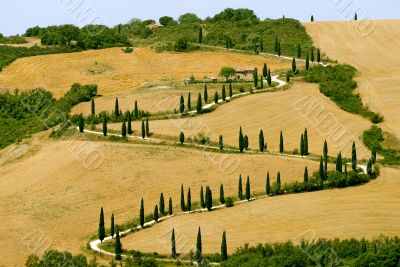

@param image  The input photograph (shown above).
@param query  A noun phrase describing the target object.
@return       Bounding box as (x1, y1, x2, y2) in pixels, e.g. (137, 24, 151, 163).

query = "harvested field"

(0, 135, 319, 266)
(305, 20, 400, 138)
(0, 47, 292, 98)
(109, 82, 371, 158)
(122, 167, 400, 255)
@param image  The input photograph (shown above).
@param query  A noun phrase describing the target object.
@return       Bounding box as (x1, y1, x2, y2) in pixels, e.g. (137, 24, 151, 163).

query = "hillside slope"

(304, 20, 400, 138)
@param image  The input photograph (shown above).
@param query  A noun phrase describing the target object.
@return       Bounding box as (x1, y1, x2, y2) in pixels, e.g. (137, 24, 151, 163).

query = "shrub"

(225, 197, 234, 207)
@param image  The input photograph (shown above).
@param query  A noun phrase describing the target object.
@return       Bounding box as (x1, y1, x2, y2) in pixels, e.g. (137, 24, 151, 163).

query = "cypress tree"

(292, 58, 297, 74)
(98, 207, 105, 243)
(260, 74, 264, 89)
(367, 159, 373, 176)
(259, 130, 265, 152)
(253, 69, 258, 88)
(317, 48, 321, 63)
(244, 135, 249, 150)
(180, 95, 185, 113)
(304, 128, 309, 155)
(78, 115, 84, 133)
(311, 15, 314, 22)
(229, 81, 233, 98)
(319, 157, 325, 180)
(91, 98, 95, 115)
(279, 130, 284, 154)
(141, 120, 145, 139)
(220, 184, 225, 204)
(297, 44, 301, 58)
(276, 172, 281, 194)
(102, 116, 107, 136)
(300, 134, 305, 157)
(154, 205, 159, 222)
(304, 166, 309, 183)
(239, 127, 245, 153)
(266, 172, 271, 195)
(134, 100, 139, 119)
(121, 121, 127, 137)
(311, 48, 315, 62)
(127, 114, 132, 135)
(204, 84, 208, 103)
(110, 213, 115, 238)
(306, 52, 310, 70)
(354, 13, 358, 21)
(219, 135, 224, 150)
(187, 92, 191, 110)
(214, 91, 219, 104)
(168, 197, 173, 215)
(159, 193, 165, 215)
(238, 175, 243, 200)
(196, 93, 202, 114)
(267, 69, 272, 86)
(245, 176, 251, 201)
(345, 162, 348, 176)
(286, 72, 291, 83)
(206, 186, 212, 211)
(146, 117, 149, 136)
(372, 147, 377, 164)
(221, 231, 227, 261)
(171, 228, 176, 257)
(336, 152, 343, 173)
(115, 227, 122, 260)
(115, 98, 120, 117)
(199, 27, 203, 44)
(187, 187, 192, 212)
(179, 132, 185, 144)
(140, 198, 144, 227)
(222, 85, 226, 101)
(180, 184, 185, 211)
(263, 63, 268, 77)
(200, 186, 206, 208)
(323, 140, 328, 171)
(277, 41, 281, 57)
(196, 227, 202, 263)
(352, 141, 357, 171)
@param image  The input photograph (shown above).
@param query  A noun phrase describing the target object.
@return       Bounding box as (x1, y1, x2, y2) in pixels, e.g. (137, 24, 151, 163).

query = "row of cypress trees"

(98, 207, 122, 260)
(119, 117, 149, 139)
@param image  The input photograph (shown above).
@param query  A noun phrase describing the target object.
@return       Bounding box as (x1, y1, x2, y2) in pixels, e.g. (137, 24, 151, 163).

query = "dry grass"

(0, 47, 291, 98)
(108, 82, 371, 158)
(0, 134, 319, 266)
(305, 20, 400, 139)
(0, 37, 41, 48)
(122, 167, 400, 255)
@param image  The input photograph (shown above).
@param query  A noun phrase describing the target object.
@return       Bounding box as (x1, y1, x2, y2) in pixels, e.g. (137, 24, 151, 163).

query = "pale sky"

(0, 0, 399, 35)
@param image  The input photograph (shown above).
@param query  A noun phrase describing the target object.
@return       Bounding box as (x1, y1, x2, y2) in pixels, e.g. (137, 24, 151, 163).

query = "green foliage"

(179, 95, 185, 113)
(363, 126, 400, 165)
(245, 176, 251, 200)
(205, 186, 213, 211)
(110, 213, 115, 238)
(259, 130, 265, 152)
(266, 172, 271, 195)
(171, 228, 176, 257)
(200, 186, 206, 208)
(196, 227, 203, 263)
(115, 228, 122, 260)
(303, 64, 383, 122)
(279, 130, 284, 154)
(140, 198, 144, 227)
(159, 193, 165, 215)
(196, 93, 202, 113)
(304, 167, 309, 183)
(0, 34, 27, 44)
(220, 67, 236, 79)
(98, 207, 105, 242)
(159, 16, 177, 26)
(221, 231, 228, 261)
(180, 184, 185, 211)
(219, 135, 224, 150)
(153, 205, 159, 222)
(179, 131, 185, 144)
(187, 187, 192, 212)
(219, 184, 225, 204)
(238, 174, 243, 200)
(168, 197, 173, 215)
(239, 127, 244, 152)
(121, 121, 127, 137)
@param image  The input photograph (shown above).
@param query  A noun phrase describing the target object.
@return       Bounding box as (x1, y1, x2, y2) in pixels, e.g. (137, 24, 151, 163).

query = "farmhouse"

(235, 67, 255, 82)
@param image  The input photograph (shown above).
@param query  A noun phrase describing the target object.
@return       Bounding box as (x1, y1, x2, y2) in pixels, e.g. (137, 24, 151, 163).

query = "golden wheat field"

(0, 47, 291, 98)
(305, 20, 400, 139)
(122, 167, 400, 255)
(0, 133, 319, 266)
(108, 82, 371, 158)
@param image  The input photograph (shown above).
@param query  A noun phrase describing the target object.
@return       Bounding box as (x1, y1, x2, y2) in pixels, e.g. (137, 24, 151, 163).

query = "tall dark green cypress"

(245, 176, 251, 201)
(127, 114, 132, 135)
(140, 198, 144, 227)
(304, 166, 309, 183)
(336, 152, 343, 173)
(187, 92, 191, 110)
(102, 116, 107, 136)
(279, 130, 284, 154)
(204, 84, 208, 103)
(300, 134, 305, 157)
(229, 82, 233, 98)
(367, 159, 373, 176)
(259, 130, 265, 152)
(311, 15, 314, 22)
(141, 120, 145, 139)
(219, 135, 224, 150)
(115, 98, 120, 117)
(267, 69, 272, 86)
(354, 13, 358, 20)
(244, 135, 249, 150)
(222, 84, 226, 101)
(110, 213, 115, 238)
(115, 227, 122, 260)
(196, 227, 203, 263)
(306, 52, 310, 70)
(371, 147, 377, 164)
(253, 68, 258, 88)
(196, 93, 202, 114)
(198, 27, 203, 44)
(221, 231, 227, 261)
(239, 127, 245, 153)
(179, 132, 185, 144)
(220, 184, 225, 204)
(263, 63, 268, 77)
(304, 128, 309, 155)
(154, 205, 159, 222)
(78, 115, 84, 133)
(297, 44, 301, 58)
(146, 117, 149, 136)
(214, 91, 219, 104)
(168, 197, 173, 215)
(91, 98, 95, 115)
(171, 228, 176, 257)
(206, 186, 212, 211)
(121, 121, 127, 137)
(352, 141, 357, 171)
(98, 207, 105, 242)
(311, 48, 315, 62)
(238, 175, 243, 200)
(317, 48, 321, 63)
(292, 58, 297, 74)
(260, 74, 264, 89)
(200, 186, 206, 208)
(180, 95, 185, 113)
(323, 140, 328, 171)
(134, 100, 139, 119)
(187, 187, 192, 212)
(277, 41, 281, 57)
(276, 172, 281, 194)
(180, 184, 185, 211)
(266, 172, 271, 195)
(159, 193, 165, 215)
(319, 156, 325, 180)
